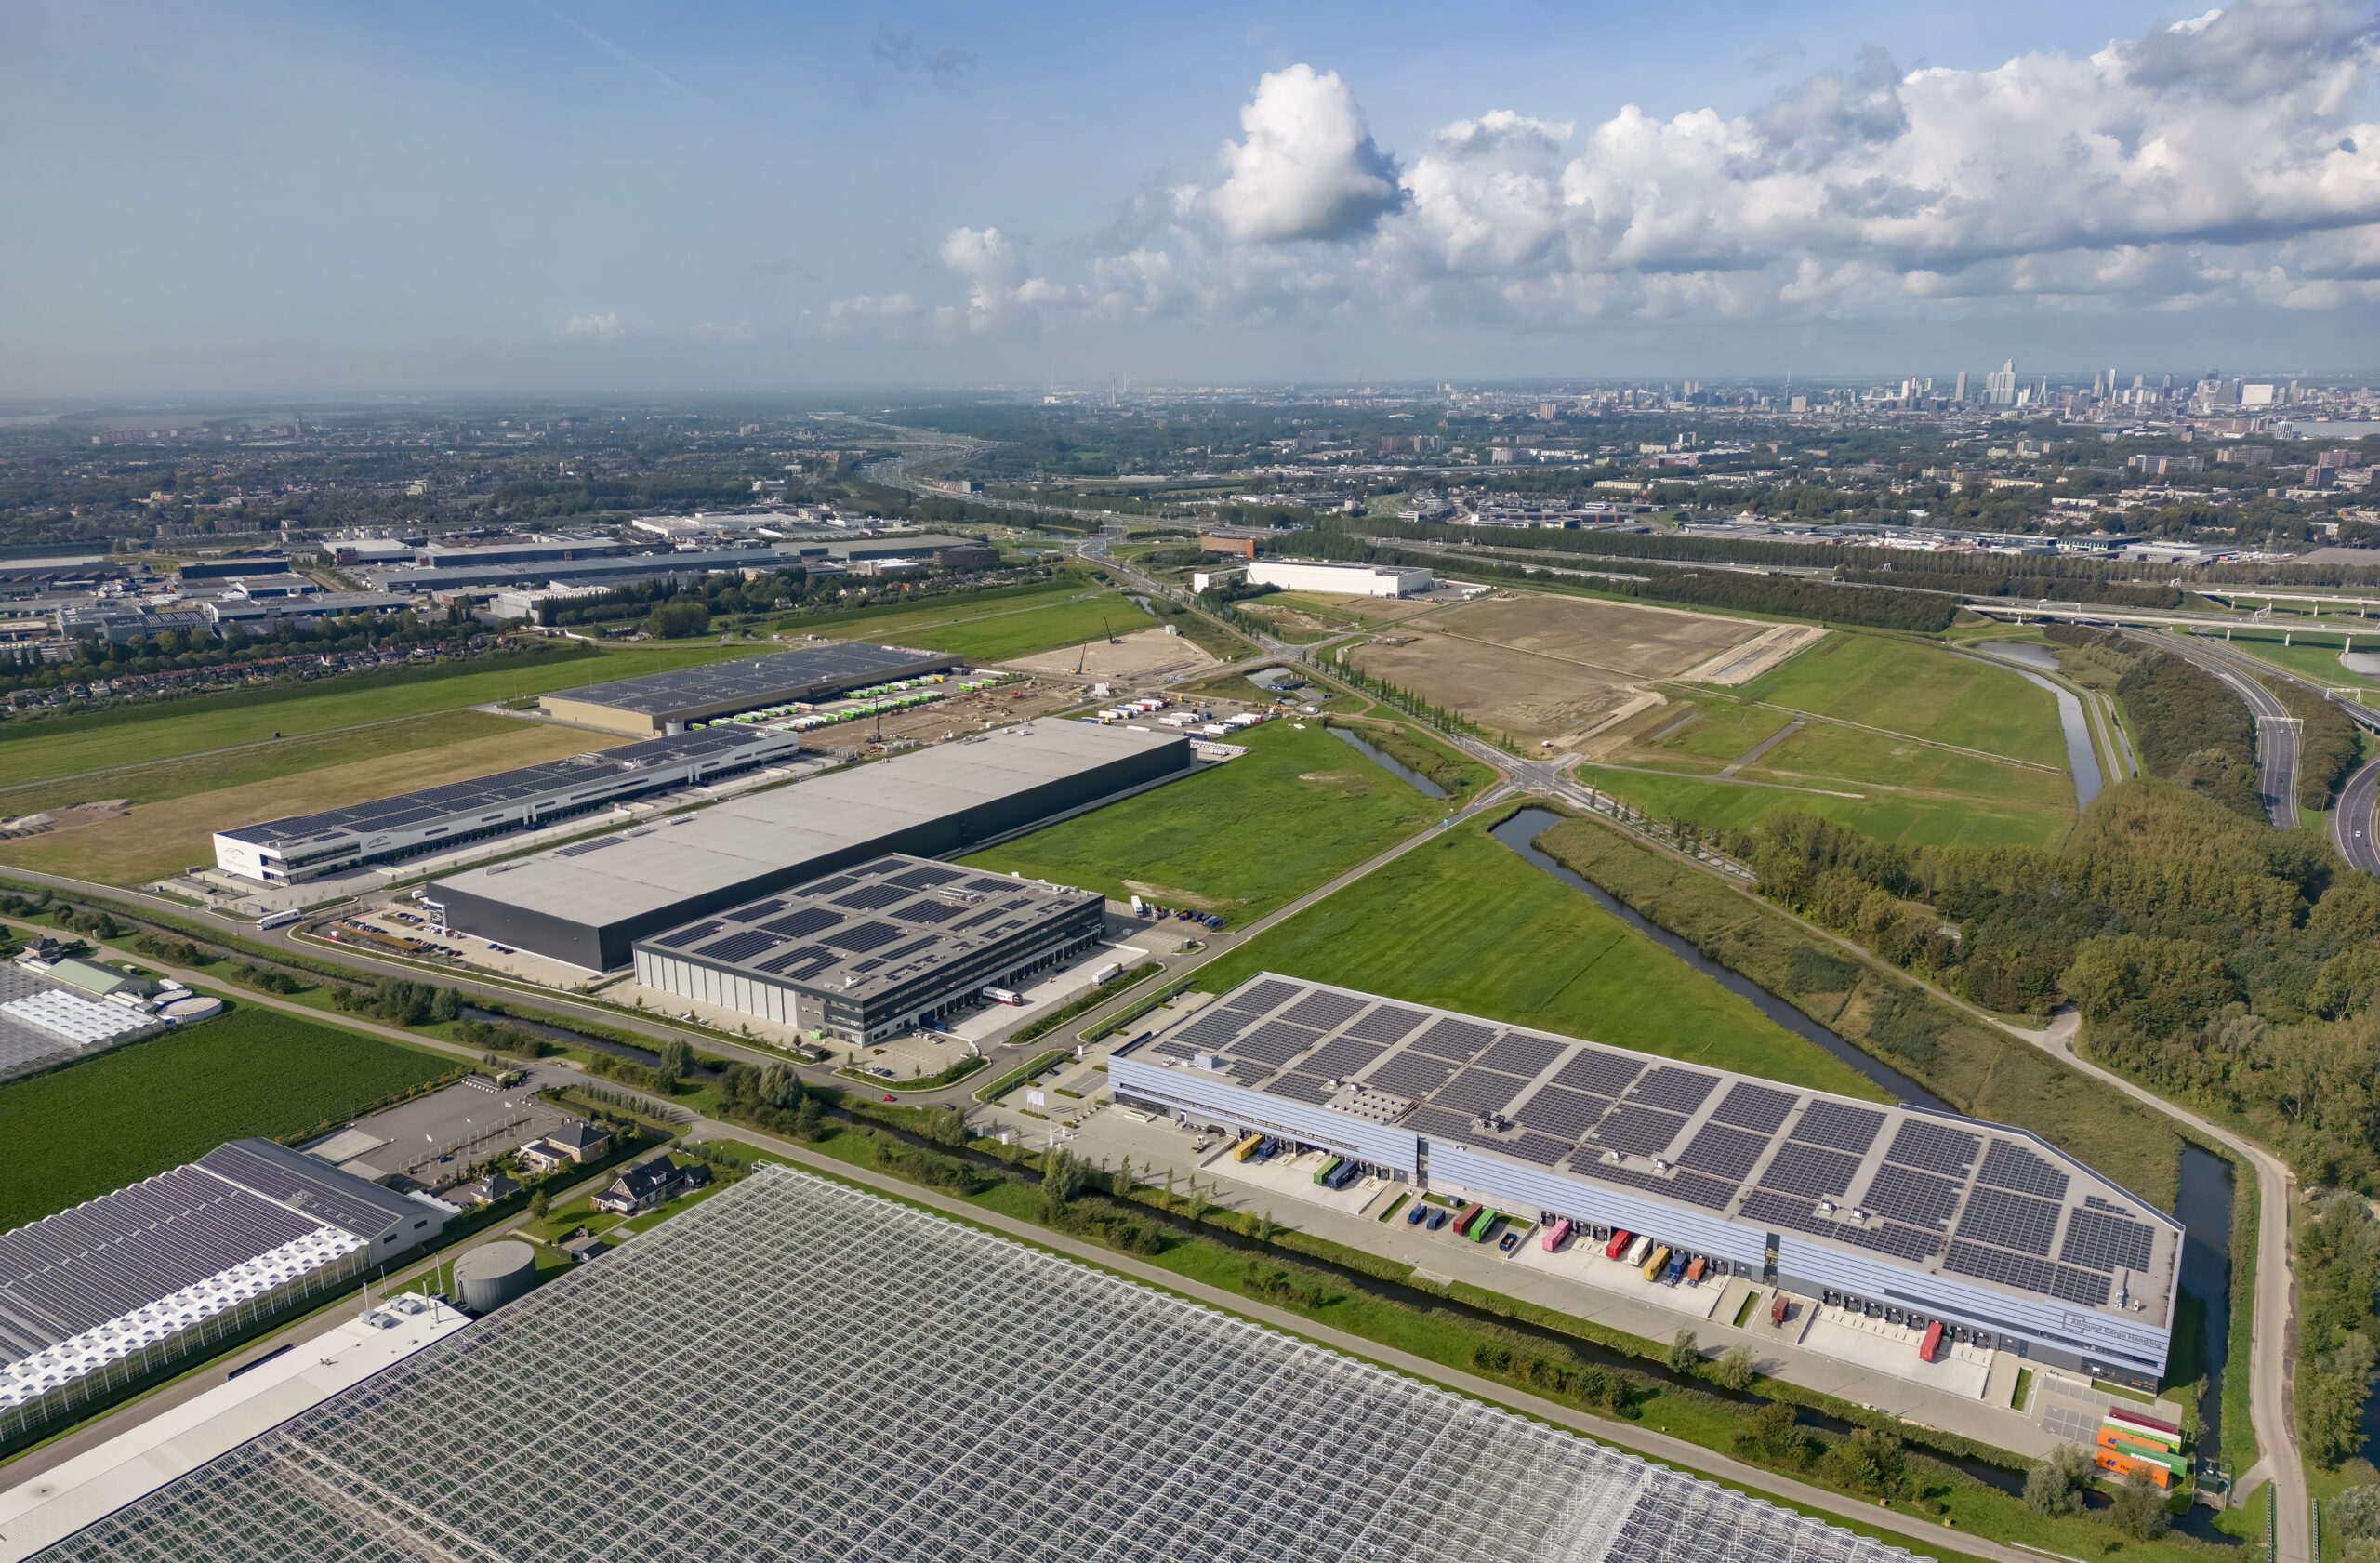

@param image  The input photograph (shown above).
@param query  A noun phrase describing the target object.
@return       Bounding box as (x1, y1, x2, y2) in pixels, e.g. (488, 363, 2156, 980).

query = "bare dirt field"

(1429, 593, 1766, 676)
(863, 677, 1078, 743)
(1348, 592, 1780, 747)
(1267, 590, 1447, 624)
(1004, 626, 1219, 682)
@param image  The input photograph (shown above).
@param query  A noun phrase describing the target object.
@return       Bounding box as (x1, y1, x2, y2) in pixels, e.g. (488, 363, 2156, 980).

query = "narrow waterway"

(1331, 725, 1448, 798)
(1955, 644, 2104, 812)
(1488, 808, 1950, 1109)
(1489, 805, 2240, 1499)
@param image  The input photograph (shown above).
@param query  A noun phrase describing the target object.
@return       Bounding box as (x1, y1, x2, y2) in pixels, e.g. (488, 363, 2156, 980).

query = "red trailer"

(1603, 1229, 1633, 1260)
(1768, 1291, 1790, 1326)
(1918, 1321, 1943, 1362)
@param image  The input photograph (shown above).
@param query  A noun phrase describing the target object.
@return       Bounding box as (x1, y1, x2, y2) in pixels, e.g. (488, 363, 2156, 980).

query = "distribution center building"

(34, 1165, 1912, 1563)
(211, 726, 810, 885)
(1245, 559, 1435, 598)
(633, 854, 1104, 1043)
(1111, 974, 2180, 1388)
(425, 722, 1190, 971)
(539, 641, 962, 737)
(0, 1140, 444, 1446)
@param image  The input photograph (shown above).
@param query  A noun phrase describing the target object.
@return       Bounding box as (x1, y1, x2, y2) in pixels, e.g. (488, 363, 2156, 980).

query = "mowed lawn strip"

(0, 709, 529, 817)
(0, 1005, 452, 1232)
(1190, 822, 1887, 1097)
(959, 721, 1448, 918)
(0, 643, 746, 792)
(0, 722, 622, 886)
(1571, 762, 2071, 851)
(902, 594, 1147, 662)
(1732, 633, 2068, 767)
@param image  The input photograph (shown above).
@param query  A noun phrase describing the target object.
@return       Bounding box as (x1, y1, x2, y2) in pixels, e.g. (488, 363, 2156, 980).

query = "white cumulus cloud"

(558, 311, 624, 343)
(823, 0, 2380, 340)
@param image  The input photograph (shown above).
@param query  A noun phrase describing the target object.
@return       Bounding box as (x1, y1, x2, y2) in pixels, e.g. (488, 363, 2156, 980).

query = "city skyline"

(3, 0, 2376, 395)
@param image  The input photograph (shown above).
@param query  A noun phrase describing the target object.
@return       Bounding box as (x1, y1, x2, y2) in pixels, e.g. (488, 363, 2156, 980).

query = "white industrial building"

(212, 725, 809, 885)
(1112, 974, 2180, 1388)
(0, 1140, 446, 1445)
(1245, 559, 1435, 598)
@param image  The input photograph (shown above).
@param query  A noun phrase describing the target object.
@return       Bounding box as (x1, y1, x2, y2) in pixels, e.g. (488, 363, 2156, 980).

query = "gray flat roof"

(638, 854, 1098, 1001)
(432, 722, 1186, 929)
(1129, 974, 2179, 1323)
(217, 727, 802, 850)
(33, 1166, 1913, 1563)
(549, 641, 959, 718)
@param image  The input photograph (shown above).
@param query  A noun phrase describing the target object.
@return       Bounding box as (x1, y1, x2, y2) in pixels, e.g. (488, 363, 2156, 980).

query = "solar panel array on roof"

(632, 852, 1102, 1012)
(1120, 974, 2179, 1334)
(2060, 1207, 2158, 1273)
(550, 642, 959, 718)
(1789, 1100, 1886, 1154)
(1977, 1139, 2071, 1200)
(39, 1167, 1918, 1563)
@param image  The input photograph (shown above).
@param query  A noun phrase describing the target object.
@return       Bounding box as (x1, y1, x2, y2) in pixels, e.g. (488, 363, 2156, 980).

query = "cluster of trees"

(2021, 1443, 2169, 1541)
(2047, 627, 2264, 816)
(2297, 1196, 2380, 1464)
(1739, 785, 2380, 1186)
(1302, 533, 1963, 632)
(331, 978, 462, 1027)
(1840, 566, 2183, 610)
(536, 568, 812, 629)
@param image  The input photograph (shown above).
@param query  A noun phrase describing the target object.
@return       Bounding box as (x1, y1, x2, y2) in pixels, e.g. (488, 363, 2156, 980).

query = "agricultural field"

(0, 1004, 453, 1232)
(1734, 633, 2067, 765)
(1189, 821, 1886, 1098)
(0, 643, 744, 796)
(959, 720, 1451, 920)
(0, 721, 619, 886)
(776, 579, 1102, 642)
(1347, 591, 1777, 747)
(1578, 680, 2077, 849)
(902, 592, 1151, 663)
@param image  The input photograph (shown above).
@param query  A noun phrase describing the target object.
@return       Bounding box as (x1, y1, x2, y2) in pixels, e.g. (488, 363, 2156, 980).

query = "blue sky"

(3, 1, 2373, 394)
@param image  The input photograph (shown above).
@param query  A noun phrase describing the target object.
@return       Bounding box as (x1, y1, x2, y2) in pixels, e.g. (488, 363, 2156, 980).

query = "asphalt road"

(2334, 754, 2380, 871)
(2129, 629, 2301, 828)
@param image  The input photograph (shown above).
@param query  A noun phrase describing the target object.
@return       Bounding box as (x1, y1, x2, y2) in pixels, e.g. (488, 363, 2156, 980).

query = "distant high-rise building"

(1985, 360, 2018, 406)
(1953, 370, 1968, 402)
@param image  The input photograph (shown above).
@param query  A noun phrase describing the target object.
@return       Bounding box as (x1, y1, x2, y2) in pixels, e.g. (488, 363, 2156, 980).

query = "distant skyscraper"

(1985, 360, 2018, 406)
(1953, 369, 1968, 402)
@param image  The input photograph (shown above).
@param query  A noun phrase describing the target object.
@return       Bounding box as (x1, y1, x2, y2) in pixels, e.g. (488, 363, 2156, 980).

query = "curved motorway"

(2127, 629, 2301, 828)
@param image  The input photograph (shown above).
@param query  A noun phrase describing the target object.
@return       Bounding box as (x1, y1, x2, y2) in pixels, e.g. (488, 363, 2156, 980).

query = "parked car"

(1424, 1207, 1448, 1231)
(1497, 1231, 1519, 1252)
(1406, 1200, 1429, 1225)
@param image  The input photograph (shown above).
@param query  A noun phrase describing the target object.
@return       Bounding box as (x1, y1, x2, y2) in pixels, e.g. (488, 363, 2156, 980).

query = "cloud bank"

(827, 0, 2379, 342)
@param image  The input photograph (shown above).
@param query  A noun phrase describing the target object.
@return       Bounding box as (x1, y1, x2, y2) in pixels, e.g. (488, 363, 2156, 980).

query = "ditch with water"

(1488, 806, 2239, 1521)
(1330, 724, 1448, 799)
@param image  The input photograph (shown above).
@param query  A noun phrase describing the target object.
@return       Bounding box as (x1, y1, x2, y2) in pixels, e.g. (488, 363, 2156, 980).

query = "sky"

(2, 0, 2375, 397)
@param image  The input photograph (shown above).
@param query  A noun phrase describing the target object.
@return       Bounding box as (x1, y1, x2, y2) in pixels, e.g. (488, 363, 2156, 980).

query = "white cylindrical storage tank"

(159, 996, 224, 1023)
(453, 1240, 539, 1313)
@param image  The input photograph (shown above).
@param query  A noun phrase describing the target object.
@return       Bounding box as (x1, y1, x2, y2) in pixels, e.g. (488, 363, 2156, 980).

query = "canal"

(1488, 805, 2238, 1486)
(1331, 725, 1449, 799)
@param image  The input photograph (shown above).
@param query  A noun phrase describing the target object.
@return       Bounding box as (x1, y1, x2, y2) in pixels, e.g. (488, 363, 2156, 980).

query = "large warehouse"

(540, 641, 962, 737)
(211, 725, 809, 884)
(1247, 558, 1435, 597)
(426, 722, 1189, 970)
(1112, 975, 2180, 1389)
(33, 1167, 1911, 1563)
(634, 854, 1104, 1043)
(0, 1140, 443, 1446)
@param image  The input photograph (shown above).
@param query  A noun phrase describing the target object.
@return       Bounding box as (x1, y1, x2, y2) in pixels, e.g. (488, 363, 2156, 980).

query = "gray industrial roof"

(433, 722, 1184, 930)
(549, 641, 956, 717)
(32, 1165, 1913, 1563)
(638, 854, 1098, 1001)
(1130, 974, 2180, 1322)
(216, 726, 802, 850)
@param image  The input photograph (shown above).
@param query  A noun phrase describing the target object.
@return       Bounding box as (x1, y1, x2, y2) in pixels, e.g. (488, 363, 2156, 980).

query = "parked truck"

(1640, 1244, 1672, 1281)
(1603, 1229, 1633, 1261)
(1541, 1219, 1572, 1253)
(1450, 1202, 1484, 1238)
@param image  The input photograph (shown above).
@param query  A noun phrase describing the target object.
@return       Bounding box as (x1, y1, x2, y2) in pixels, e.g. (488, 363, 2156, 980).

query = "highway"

(2337, 756, 2380, 871)
(2125, 629, 2301, 828)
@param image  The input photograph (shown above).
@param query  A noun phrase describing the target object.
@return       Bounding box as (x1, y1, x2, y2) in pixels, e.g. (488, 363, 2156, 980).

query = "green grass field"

(2187, 629, 2380, 694)
(1185, 822, 1886, 1096)
(0, 644, 744, 794)
(1574, 763, 2073, 850)
(776, 579, 1102, 641)
(0, 1004, 453, 1232)
(959, 721, 1450, 919)
(906, 593, 1151, 662)
(1733, 633, 2067, 765)
(1631, 700, 1794, 770)
(0, 709, 527, 816)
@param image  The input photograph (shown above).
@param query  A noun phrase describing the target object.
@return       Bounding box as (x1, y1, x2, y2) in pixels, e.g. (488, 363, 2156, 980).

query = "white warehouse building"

(1245, 559, 1434, 598)
(1111, 974, 2181, 1389)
